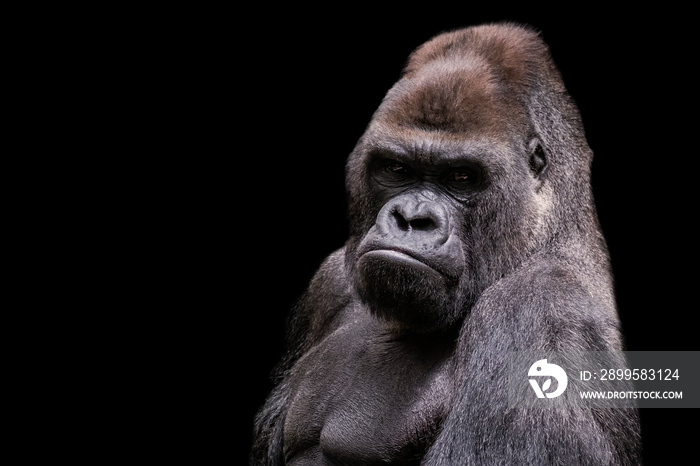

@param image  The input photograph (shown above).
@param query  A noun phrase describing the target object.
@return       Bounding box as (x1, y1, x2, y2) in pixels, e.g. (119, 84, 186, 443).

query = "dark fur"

(252, 23, 641, 465)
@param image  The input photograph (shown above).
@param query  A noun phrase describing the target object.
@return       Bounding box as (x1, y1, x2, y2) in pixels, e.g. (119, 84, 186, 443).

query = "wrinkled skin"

(252, 23, 641, 465)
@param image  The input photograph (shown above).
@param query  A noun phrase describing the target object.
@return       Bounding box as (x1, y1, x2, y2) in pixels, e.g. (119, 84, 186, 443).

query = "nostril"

(409, 217, 436, 232)
(392, 210, 410, 231)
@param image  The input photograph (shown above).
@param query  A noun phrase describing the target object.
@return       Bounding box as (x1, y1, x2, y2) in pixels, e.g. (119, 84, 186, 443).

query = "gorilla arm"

(250, 249, 352, 465)
(422, 253, 641, 466)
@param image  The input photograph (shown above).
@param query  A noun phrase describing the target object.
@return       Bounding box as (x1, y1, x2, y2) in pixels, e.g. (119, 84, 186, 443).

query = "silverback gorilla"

(252, 23, 641, 465)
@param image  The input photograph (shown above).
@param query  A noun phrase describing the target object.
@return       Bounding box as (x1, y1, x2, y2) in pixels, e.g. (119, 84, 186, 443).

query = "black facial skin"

(355, 149, 483, 331)
(252, 23, 641, 466)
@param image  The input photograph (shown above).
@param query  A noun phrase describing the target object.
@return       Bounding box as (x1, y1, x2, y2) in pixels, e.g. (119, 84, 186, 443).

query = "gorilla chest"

(284, 322, 455, 464)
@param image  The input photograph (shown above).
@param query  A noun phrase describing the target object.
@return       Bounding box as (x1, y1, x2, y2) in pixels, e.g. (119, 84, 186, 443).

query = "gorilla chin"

(357, 249, 462, 331)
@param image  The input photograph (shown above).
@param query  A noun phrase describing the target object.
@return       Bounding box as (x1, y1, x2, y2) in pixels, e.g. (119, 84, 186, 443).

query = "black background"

(237, 7, 696, 464)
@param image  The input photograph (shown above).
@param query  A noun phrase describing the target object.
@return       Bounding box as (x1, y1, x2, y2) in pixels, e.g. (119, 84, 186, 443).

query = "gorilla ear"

(528, 138, 548, 183)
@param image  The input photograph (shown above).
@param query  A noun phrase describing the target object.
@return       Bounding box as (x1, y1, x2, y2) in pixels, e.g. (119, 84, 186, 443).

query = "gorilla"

(252, 23, 641, 465)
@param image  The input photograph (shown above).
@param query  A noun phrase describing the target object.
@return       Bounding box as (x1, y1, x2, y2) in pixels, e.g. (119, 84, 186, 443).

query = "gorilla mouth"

(360, 248, 446, 279)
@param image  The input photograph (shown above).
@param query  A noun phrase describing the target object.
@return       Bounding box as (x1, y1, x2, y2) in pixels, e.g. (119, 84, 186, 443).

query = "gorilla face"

(345, 47, 551, 333)
(355, 183, 468, 330)
(347, 135, 547, 333)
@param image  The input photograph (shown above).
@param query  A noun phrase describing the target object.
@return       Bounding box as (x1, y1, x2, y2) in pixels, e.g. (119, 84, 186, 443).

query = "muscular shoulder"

(468, 253, 623, 351)
(304, 248, 353, 306)
(286, 248, 355, 356)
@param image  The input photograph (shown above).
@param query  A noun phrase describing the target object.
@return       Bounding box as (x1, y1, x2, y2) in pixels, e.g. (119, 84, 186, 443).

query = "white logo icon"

(528, 359, 568, 398)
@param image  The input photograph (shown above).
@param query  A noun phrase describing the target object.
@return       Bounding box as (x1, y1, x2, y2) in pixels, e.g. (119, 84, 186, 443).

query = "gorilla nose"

(392, 203, 439, 232)
(378, 194, 450, 246)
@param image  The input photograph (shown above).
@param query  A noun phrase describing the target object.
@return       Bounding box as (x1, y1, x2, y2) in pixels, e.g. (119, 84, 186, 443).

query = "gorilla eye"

(443, 166, 484, 201)
(450, 170, 472, 182)
(369, 156, 416, 188)
(386, 162, 410, 175)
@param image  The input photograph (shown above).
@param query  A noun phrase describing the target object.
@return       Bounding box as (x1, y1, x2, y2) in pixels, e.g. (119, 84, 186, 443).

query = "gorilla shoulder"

(286, 249, 355, 353)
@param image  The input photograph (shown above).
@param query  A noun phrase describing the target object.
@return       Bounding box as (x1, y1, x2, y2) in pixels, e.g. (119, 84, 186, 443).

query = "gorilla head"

(344, 24, 594, 332)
